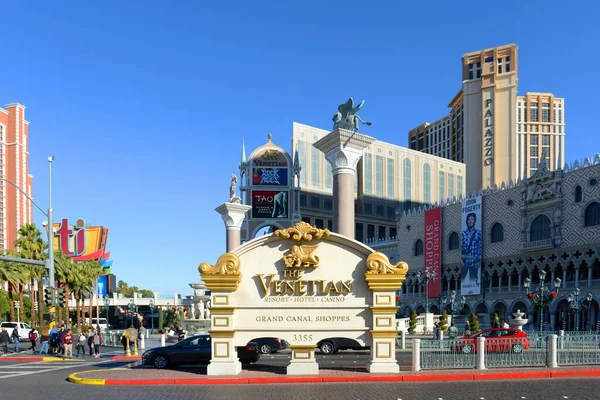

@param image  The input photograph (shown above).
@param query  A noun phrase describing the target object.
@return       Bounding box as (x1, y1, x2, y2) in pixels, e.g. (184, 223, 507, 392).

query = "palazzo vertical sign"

(424, 207, 441, 298)
(483, 89, 494, 166)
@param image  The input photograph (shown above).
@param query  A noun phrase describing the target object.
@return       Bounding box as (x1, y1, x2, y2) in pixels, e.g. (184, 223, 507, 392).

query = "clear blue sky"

(2, 1, 598, 295)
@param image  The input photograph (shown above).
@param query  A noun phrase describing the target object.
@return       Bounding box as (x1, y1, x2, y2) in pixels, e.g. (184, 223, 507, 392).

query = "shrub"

(470, 313, 480, 332)
(440, 310, 448, 331)
(408, 310, 418, 334)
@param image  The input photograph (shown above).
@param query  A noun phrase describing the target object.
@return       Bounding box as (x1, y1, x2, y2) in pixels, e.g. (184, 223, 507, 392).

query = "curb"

(68, 369, 600, 385)
(0, 356, 86, 362)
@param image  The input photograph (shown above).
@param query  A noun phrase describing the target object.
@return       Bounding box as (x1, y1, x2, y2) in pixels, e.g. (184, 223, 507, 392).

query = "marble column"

(314, 128, 375, 238)
(215, 202, 252, 252)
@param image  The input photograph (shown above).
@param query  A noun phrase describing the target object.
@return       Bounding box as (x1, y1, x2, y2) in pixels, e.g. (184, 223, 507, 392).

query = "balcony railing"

(523, 238, 553, 250)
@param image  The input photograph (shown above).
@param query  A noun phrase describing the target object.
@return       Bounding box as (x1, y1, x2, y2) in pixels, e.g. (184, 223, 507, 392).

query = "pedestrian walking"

(49, 326, 58, 354)
(433, 321, 439, 339)
(465, 320, 471, 336)
(28, 328, 38, 353)
(56, 326, 66, 356)
(502, 319, 510, 329)
(76, 332, 87, 357)
(62, 329, 74, 359)
(11, 327, 20, 353)
(0, 328, 9, 357)
(39, 329, 50, 355)
(93, 330, 102, 357)
(87, 328, 95, 356)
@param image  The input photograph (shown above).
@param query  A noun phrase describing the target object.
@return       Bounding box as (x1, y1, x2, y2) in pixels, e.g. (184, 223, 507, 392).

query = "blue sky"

(2, 1, 598, 295)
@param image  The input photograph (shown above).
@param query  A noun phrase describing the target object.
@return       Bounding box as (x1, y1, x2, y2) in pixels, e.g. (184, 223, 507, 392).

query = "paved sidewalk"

(69, 363, 600, 385)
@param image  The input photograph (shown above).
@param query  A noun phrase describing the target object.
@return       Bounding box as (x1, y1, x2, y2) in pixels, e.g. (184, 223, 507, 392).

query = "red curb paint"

(0, 357, 43, 362)
(248, 377, 323, 384)
(322, 375, 403, 383)
(175, 378, 250, 385)
(551, 370, 600, 378)
(110, 356, 141, 361)
(403, 374, 473, 382)
(105, 379, 175, 385)
(474, 372, 550, 380)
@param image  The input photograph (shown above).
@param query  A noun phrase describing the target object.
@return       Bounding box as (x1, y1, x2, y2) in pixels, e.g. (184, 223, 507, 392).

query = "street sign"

(14, 301, 20, 309)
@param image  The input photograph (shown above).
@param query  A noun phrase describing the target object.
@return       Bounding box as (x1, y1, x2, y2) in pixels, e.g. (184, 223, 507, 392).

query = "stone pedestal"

(199, 253, 243, 376)
(364, 253, 408, 374)
(314, 128, 375, 238)
(287, 345, 319, 375)
(215, 202, 252, 252)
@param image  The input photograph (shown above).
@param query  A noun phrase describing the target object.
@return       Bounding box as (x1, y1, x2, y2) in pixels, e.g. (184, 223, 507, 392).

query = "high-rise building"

(0, 103, 33, 251)
(408, 44, 565, 192)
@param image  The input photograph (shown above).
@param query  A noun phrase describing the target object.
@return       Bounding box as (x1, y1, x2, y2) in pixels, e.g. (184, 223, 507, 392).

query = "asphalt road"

(1, 349, 599, 400)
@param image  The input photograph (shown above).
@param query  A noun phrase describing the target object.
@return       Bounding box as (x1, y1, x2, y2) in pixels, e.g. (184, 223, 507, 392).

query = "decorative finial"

(268, 133, 273, 141)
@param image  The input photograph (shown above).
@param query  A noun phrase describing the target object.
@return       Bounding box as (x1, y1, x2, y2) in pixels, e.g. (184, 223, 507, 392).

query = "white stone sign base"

(207, 338, 241, 376)
(367, 337, 400, 373)
(287, 345, 319, 375)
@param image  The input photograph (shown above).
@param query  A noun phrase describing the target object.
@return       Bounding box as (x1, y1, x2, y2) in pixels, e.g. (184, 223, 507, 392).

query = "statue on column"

(332, 97, 372, 132)
(229, 174, 242, 203)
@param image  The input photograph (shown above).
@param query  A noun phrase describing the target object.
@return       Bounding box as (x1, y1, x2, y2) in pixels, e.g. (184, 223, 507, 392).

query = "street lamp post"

(103, 296, 110, 335)
(417, 270, 431, 312)
(0, 157, 55, 303)
(442, 290, 466, 325)
(524, 270, 561, 332)
(567, 288, 594, 331)
(149, 299, 155, 334)
(128, 299, 136, 327)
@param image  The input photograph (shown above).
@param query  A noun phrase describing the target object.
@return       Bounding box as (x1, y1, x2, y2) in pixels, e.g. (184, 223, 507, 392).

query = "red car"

(455, 328, 530, 354)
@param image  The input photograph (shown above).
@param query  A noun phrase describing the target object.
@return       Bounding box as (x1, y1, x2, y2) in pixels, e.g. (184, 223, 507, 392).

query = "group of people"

(0, 324, 104, 359)
(0, 327, 40, 356)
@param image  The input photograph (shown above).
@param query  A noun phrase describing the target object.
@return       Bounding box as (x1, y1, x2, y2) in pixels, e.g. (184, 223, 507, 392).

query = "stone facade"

(396, 156, 600, 331)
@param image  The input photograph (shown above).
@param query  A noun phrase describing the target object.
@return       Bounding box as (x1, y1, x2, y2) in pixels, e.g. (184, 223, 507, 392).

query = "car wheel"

(512, 343, 524, 354)
(461, 344, 474, 354)
(319, 341, 335, 355)
(152, 355, 168, 369)
(259, 344, 272, 354)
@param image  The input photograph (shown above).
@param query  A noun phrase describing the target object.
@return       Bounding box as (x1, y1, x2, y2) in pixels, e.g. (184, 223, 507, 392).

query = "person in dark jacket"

(56, 326, 66, 356)
(0, 328, 10, 356)
(11, 328, 20, 353)
(28, 328, 38, 352)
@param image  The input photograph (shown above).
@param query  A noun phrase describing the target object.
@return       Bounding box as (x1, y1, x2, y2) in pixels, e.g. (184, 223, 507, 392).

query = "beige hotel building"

(408, 44, 565, 193)
(292, 122, 465, 247)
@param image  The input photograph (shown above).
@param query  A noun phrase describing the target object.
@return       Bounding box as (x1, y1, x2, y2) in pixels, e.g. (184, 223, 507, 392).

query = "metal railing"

(415, 331, 600, 370)
(558, 333, 600, 365)
(419, 338, 476, 370)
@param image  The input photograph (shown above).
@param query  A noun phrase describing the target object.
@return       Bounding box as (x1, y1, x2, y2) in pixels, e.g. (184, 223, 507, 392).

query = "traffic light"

(44, 287, 53, 307)
(58, 288, 66, 307)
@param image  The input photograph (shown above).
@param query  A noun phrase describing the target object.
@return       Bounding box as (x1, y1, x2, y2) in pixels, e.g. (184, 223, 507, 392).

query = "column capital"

(215, 202, 252, 229)
(314, 128, 376, 176)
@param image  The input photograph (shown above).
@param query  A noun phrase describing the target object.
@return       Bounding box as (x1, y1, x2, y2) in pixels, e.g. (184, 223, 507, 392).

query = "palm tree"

(0, 255, 25, 321)
(81, 260, 104, 326)
(54, 250, 75, 326)
(14, 223, 47, 326)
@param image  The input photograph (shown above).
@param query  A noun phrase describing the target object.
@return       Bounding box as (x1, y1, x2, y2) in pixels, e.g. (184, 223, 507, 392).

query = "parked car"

(250, 337, 289, 354)
(0, 322, 32, 341)
(142, 334, 260, 369)
(317, 337, 368, 355)
(455, 328, 530, 354)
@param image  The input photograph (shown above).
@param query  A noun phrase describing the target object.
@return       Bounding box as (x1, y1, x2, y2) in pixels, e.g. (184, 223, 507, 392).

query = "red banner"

(424, 207, 442, 298)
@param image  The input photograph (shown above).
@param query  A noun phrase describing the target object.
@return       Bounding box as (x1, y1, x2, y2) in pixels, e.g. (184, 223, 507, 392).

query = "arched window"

(584, 202, 600, 227)
(530, 215, 552, 241)
(414, 239, 423, 256)
(574, 185, 583, 202)
(423, 163, 431, 204)
(403, 158, 412, 202)
(448, 232, 459, 250)
(491, 223, 504, 243)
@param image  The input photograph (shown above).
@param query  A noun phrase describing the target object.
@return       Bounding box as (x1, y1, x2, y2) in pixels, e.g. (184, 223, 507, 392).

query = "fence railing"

(414, 331, 600, 370)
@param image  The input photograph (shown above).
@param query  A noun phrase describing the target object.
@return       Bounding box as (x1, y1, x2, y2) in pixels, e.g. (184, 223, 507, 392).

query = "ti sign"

(54, 218, 110, 262)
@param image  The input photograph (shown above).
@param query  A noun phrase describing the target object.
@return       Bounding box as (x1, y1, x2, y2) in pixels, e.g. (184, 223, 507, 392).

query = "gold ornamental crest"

(283, 245, 320, 269)
(274, 222, 331, 242)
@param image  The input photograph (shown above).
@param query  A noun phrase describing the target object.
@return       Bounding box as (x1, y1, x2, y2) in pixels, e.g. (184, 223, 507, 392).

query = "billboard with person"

(251, 190, 289, 219)
(461, 196, 482, 295)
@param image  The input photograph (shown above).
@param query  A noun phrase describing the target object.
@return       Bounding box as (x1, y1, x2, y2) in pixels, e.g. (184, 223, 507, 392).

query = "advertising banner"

(252, 168, 288, 186)
(424, 207, 442, 298)
(252, 190, 289, 219)
(461, 195, 483, 295)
